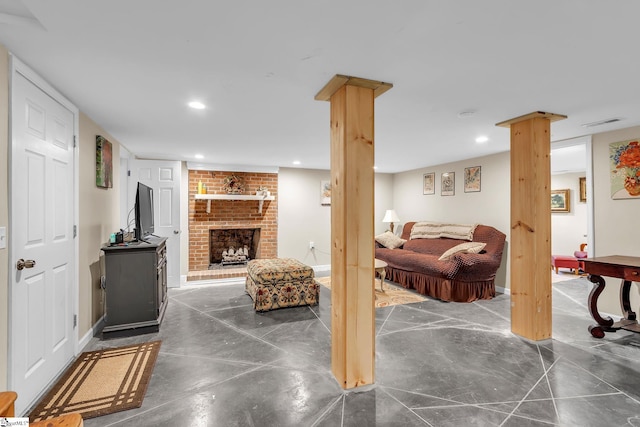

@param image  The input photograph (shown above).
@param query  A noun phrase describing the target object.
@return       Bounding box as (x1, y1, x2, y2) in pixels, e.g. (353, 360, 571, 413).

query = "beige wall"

(277, 168, 394, 267)
(551, 172, 588, 255)
(392, 152, 511, 289)
(0, 45, 9, 389)
(592, 126, 640, 315)
(78, 113, 121, 336)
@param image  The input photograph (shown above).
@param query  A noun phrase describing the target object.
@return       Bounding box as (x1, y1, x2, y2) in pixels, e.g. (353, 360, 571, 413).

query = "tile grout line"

(376, 305, 396, 338)
(169, 297, 288, 352)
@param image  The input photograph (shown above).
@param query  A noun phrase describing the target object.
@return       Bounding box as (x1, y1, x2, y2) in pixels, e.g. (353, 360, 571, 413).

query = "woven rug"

(29, 341, 161, 422)
(316, 277, 426, 308)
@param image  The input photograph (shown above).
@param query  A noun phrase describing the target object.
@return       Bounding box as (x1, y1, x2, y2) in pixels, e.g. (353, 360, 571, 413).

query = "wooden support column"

(497, 111, 567, 340)
(316, 75, 392, 388)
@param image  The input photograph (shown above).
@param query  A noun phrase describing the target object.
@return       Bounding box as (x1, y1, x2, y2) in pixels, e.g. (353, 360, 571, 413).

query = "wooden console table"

(583, 255, 640, 338)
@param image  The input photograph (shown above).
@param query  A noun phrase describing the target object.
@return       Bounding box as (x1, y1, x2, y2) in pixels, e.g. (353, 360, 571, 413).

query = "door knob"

(16, 259, 36, 270)
(173, 230, 180, 234)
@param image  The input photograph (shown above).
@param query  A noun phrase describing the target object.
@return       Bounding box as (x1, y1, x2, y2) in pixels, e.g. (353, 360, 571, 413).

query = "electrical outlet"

(309, 241, 315, 250)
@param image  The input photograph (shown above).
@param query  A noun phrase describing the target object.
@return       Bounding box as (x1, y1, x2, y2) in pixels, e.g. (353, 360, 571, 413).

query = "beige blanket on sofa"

(410, 222, 478, 241)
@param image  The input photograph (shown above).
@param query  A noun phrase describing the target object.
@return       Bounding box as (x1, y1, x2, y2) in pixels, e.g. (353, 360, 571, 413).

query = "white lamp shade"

(382, 209, 400, 223)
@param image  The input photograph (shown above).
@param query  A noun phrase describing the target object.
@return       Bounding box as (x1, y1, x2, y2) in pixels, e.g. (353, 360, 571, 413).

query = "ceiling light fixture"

(292, 160, 301, 165)
(475, 136, 489, 143)
(188, 101, 206, 110)
(195, 154, 204, 159)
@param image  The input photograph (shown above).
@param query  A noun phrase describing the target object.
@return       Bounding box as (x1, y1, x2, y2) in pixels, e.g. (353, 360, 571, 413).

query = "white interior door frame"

(8, 54, 80, 394)
(551, 135, 595, 256)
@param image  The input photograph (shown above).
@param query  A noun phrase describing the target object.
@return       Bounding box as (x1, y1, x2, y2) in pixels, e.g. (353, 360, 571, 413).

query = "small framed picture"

(423, 173, 435, 195)
(320, 180, 331, 205)
(464, 166, 481, 193)
(551, 189, 570, 212)
(579, 177, 586, 202)
(441, 172, 455, 196)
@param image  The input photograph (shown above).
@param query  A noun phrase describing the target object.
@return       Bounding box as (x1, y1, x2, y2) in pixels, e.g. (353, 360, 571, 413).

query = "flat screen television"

(135, 182, 154, 242)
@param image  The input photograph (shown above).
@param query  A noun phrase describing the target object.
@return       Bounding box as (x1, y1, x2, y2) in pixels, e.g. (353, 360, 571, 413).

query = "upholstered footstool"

(551, 255, 580, 274)
(246, 258, 318, 312)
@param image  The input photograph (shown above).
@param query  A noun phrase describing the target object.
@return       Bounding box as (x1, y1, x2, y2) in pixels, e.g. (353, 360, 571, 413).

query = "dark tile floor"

(82, 276, 640, 426)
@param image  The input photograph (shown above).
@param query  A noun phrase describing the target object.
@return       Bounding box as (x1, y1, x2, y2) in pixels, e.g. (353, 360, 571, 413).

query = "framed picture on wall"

(441, 172, 455, 196)
(96, 135, 113, 188)
(464, 166, 481, 193)
(320, 180, 331, 205)
(609, 139, 640, 199)
(551, 189, 570, 212)
(579, 177, 587, 202)
(423, 173, 435, 195)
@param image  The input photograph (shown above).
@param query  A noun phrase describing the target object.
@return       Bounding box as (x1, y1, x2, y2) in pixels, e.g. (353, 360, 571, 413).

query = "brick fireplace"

(188, 170, 278, 278)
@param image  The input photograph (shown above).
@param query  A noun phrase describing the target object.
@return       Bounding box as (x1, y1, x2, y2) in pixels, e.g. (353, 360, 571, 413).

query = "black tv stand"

(101, 237, 167, 338)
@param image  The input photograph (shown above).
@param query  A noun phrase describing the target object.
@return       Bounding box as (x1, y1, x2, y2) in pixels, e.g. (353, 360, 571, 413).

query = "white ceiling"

(1, 1, 638, 173)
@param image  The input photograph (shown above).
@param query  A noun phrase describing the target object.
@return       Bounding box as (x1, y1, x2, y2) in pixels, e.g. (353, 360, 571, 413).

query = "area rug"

(315, 277, 426, 308)
(29, 341, 161, 422)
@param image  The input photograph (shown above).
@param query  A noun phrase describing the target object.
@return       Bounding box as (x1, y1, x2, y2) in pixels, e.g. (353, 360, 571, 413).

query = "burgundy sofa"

(375, 222, 506, 302)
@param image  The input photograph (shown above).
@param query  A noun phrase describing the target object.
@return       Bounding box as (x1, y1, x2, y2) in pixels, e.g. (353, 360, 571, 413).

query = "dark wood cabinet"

(101, 236, 167, 338)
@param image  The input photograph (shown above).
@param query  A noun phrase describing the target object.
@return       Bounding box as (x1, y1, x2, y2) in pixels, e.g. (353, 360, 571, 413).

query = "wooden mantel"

(194, 193, 275, 214)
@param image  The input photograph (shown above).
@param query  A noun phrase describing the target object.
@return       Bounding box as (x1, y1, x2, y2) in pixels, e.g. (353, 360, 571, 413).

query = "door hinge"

(73, 225, 77, 238)
(73, 135, 77, 148)
(73, 314, 77, 328)
(127, 170, 131, 177)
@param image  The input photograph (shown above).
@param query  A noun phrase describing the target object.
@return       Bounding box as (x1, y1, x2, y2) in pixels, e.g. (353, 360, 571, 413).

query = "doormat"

(315, 277, 426, 308)
(29, 341, 161, 422)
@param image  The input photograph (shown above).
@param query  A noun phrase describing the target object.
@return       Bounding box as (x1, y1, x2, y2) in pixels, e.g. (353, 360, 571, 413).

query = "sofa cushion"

(438, 242, 487, 261)
(375, 231, 406, 249)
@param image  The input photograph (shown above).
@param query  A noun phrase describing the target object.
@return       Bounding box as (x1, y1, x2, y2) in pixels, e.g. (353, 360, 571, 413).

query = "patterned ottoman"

(245, 258, 318, 312)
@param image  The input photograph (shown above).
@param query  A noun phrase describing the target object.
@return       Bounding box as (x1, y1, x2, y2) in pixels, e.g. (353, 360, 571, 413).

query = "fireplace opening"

(209, 228, 260, 268)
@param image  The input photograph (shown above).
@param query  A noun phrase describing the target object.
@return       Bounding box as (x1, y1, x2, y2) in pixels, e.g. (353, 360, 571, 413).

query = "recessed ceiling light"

(475, 136, 489, 143)
(292, 160, 301, 165)
(188, 101, 206, 110)
(373, 166, 378, 170)
(194, 154, 204, 159)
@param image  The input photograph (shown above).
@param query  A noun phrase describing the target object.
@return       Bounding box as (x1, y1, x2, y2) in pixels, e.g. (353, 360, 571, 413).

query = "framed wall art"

(464, 166, 481, 193)
(441, 172, 455, 196)
(609, 139, 640, 199)
(579, 177, 586, 202)
(320, 180, 331, 205)
(423, 173, 435, 195)
(96, 135, 113, 188)
(551, 189, 570, 212)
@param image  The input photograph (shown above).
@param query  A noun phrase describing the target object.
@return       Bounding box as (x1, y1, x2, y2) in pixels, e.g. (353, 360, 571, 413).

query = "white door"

(10, 62, 76, 414)
(129, 160, 181, 287)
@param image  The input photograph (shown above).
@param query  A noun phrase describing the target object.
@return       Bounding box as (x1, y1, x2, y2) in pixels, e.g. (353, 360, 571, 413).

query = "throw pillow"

(438, 242, 487, 261)
(375, 231, 406, 249)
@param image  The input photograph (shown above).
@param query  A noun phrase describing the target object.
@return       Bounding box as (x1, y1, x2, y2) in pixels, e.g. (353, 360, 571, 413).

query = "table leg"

(620, 279, 636, 321)
(379, 269, 386, 292)
(587, 274, 614, 338)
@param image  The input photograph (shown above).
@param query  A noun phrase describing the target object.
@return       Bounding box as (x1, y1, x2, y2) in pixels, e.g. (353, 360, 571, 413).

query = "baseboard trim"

(79, 315, 105, 350)
(183, 277, 246, 287)
(313, 264, 331, 273)
(496, 286, 509, 295)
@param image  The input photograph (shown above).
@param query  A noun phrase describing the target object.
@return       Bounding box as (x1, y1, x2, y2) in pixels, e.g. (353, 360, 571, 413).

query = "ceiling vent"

(581, 118, 623, 128)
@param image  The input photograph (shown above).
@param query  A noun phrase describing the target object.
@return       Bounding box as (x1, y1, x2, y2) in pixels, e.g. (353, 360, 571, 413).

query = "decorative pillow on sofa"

(438, 242, 486, 261)
(375, 231, 407, 249)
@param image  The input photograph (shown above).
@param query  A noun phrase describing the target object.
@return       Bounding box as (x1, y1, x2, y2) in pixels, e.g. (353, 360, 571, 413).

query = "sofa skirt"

(387, 267, 495, 303)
